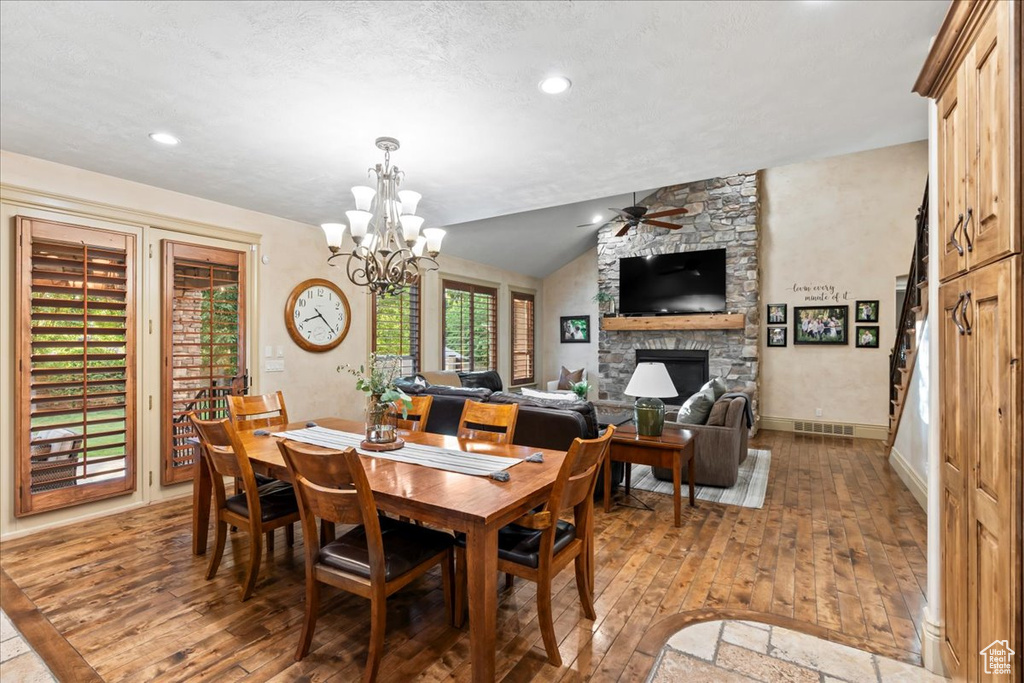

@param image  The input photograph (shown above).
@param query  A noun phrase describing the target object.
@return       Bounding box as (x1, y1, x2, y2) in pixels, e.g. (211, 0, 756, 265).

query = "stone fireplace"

(635, 349, 709, 404)
(597, 173, 760, 421)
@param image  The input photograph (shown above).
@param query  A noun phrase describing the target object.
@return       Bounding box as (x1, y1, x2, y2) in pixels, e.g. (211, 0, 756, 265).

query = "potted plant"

(571, 380, 591, 400)
(339, 353, 412, 445)
(593, 291, 615, 317)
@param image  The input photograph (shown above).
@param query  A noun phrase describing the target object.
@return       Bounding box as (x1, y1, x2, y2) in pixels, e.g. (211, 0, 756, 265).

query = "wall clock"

(284, 278, 351, 352)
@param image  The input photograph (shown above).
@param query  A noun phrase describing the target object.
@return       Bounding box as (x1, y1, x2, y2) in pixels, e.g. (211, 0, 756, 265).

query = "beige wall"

(760, 140, 928, 427)
(0, 151, 537, 537)
(541, 250, 599, 394)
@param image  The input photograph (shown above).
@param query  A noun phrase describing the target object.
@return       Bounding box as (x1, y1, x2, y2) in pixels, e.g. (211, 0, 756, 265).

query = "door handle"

(961, 290, 972, 335)
(950, 213, 965, 256)
(963, 207, 974, 253)
(951, 291, 966, 335)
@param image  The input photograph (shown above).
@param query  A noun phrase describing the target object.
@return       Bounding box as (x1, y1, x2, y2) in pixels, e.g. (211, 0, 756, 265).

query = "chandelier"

(321, 137, 445, 295)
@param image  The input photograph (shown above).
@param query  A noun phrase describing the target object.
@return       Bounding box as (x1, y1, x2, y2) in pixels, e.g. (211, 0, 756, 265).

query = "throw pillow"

(706, 400, 730, 426)
(419, 370, 462, 387)
(673, 386, 716, 425)
(522, 387, 579, 401)
(557, 366, 584, 390)
(700, 377, 729, 401)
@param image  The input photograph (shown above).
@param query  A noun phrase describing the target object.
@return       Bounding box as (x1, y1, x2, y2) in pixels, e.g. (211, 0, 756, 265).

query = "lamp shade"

(400, 215, 424, 242)
(346, 210, 372, 238)
(320, 222, 346, 249)
(351, 186, 376, 212)
(423, 228, 445, 254)
(624, 362, 677, 398)
(398, 190, 421, 215)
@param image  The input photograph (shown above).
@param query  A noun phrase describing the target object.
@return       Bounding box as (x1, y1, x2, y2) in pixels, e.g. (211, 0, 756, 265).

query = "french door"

(161, 241, 247, 485)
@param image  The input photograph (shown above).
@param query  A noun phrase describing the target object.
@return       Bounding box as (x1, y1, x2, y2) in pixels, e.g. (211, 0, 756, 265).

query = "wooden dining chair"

(188, 413, 301, 601)
(454, 425, 616, 666)
(278, 440, 455, 679)
(395, 394, 433, 432)
(456, 400, 519, 445)
(227, 391, 289, 431)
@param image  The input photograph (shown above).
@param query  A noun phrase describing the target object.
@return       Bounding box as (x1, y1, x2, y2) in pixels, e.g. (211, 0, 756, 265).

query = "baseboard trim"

(888, 445, 928, 510)
(758, 416, 888, 441)
(921, 607, 946, 676)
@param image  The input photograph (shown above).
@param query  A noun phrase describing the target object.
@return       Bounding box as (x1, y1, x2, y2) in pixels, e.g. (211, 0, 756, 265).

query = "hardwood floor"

(0, 431, 929, 682)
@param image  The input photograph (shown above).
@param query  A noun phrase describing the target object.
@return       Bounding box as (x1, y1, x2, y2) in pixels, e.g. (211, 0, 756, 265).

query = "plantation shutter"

(442, 280, 497, 372)
(372, 284, 421, 375)
(510, 291, 535, 384)
(15, 218, 136, 516)
(162, 242, 246, 485)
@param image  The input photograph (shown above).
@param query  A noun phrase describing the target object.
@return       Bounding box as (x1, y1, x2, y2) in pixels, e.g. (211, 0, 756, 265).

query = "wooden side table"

(603, 423, 696, 527)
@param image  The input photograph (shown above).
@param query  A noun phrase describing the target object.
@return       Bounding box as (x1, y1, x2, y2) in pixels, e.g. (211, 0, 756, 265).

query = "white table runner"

(272, 426, 522, 477)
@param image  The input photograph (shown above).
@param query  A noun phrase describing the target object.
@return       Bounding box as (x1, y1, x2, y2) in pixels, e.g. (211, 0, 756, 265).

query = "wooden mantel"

(601, 313, 745, 331)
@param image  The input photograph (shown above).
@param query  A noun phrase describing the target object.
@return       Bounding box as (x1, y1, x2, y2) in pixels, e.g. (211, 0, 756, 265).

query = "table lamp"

(624, 362, 677, 436)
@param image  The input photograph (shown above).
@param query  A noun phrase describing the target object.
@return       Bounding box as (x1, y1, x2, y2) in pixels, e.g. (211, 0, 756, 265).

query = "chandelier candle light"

(624, 362, 678, 437)
(321, 137, 445, 295)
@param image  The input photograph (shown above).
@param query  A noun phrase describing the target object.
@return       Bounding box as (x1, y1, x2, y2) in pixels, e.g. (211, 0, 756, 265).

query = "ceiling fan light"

(351, 186, 376, 212)
(539, 76, 571, 94)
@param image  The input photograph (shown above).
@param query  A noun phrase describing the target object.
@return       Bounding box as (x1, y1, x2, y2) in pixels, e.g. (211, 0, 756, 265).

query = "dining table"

(191, 416, 567, 683)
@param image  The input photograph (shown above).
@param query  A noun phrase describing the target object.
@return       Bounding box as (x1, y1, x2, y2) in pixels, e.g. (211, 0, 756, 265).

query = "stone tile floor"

(647, 619, 948, 682)
(0, 609, 56, 682)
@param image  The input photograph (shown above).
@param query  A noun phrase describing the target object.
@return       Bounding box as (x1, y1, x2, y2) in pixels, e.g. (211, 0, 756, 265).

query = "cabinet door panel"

(938, 72, 969, 282)
(966, 1, 1015, 269)
(939, 281, 968, 678)
(965, 257, 1020, 680)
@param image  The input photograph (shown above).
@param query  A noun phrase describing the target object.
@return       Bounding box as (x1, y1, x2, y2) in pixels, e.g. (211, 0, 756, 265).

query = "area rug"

(628, 448, 771, 509)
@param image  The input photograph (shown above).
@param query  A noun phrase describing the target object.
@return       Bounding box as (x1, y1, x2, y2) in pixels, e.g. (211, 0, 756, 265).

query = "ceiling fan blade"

(577, 222, 598, 228)
(643, 219, 683, 230)
(615, 223, 631, 237)
(645, 207, 689, 219)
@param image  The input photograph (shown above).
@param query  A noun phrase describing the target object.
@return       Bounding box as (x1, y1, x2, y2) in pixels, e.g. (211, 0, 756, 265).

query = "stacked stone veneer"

(597, 172, 760, 419)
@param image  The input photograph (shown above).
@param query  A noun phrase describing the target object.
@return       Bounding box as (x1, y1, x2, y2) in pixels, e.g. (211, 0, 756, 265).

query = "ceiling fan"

(580, 192, 689, 237)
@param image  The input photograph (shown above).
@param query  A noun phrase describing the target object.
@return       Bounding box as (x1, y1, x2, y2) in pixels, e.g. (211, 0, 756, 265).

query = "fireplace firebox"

(634, 349, 709, 405)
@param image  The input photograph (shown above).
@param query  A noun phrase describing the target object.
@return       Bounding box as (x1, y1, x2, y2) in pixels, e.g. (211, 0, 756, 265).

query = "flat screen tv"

(619, 248, 727, 315)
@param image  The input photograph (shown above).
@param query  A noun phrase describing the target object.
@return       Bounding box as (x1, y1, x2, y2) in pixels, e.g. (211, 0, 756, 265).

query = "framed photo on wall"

(855, 300, 879, 323)
(856, 326, 880, 348)
(767, 303, 787, 324)
(794, 306, 848, 345)
(767, 327, 787, 347)
(560, 315, 590, 343)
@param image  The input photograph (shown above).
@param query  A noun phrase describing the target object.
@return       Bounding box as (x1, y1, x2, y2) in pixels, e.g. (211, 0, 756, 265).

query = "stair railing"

(889, 181, 929, 422)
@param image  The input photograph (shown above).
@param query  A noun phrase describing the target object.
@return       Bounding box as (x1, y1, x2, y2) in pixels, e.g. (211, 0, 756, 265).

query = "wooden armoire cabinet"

(916, 1, 1022, 681)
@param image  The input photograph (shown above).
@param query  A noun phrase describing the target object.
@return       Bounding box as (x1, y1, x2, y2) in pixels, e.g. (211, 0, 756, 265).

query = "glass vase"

(365, 396, 398, 444)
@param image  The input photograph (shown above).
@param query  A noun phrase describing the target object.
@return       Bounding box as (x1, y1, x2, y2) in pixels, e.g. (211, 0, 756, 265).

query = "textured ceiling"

(0, 1, 946, 277)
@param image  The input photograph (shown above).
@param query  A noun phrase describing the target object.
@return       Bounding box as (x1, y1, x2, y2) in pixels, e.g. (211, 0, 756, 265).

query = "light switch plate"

(264, 345, 273, 358)
(265, 359, 285, 372)
(276, 346, 284, 358)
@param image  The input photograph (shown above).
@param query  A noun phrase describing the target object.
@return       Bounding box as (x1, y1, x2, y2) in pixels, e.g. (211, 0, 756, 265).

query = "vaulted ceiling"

(0, 1, 947, 277)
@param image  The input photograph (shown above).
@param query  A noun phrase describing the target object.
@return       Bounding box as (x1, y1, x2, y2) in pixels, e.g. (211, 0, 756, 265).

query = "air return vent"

(793, 421, 854, 436)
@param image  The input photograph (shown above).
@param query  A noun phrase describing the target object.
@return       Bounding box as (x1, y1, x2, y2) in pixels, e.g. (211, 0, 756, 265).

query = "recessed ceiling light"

(149, 132, 180, 146)
(539, 76, 571, 95)
(592, 214, 603, 224)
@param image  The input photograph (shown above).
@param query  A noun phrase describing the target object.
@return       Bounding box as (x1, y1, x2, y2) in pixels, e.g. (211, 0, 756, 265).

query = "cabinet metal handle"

(963, 207, 974, 252)
(962, 290, 972, 335)
(950, 213, 965, 256)
(951, 291, 966, 335)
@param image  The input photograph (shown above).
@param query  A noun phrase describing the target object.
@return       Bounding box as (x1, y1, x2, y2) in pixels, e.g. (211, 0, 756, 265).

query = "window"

(16, 218, 136, 516)
(442, 280, 497, 372)
(372, 283, 421, 375)
(510, 291, 535, 385)
(162, 242, 246, 485)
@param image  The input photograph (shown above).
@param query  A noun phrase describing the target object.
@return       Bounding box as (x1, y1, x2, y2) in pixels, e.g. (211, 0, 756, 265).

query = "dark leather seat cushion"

(319, 516, 454, 581)
(225, 480, 299, 522)
(455, 519, 576, 569)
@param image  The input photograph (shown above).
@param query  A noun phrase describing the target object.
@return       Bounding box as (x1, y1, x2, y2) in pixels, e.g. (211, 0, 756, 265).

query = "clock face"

(285, 279, 350, 351)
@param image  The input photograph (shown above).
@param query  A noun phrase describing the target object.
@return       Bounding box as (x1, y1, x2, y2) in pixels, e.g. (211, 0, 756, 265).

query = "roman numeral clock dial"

(284, 278, 351, 352)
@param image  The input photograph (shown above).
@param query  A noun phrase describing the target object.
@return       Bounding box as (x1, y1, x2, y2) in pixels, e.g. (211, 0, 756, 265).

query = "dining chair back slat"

(456, 400, 519, 444)
(228, 391, 289, 431)
(276, 441, 375, 534)
(395, 395, 433, 432)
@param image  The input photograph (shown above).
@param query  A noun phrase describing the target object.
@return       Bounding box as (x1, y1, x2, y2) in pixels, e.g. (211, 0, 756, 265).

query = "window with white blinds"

(162, 242, 246, 485)
(15, 218, 136, 516)
(510, 291, 535, 385)
(373, 284, 420, 376)
(442, 280, 497, 372)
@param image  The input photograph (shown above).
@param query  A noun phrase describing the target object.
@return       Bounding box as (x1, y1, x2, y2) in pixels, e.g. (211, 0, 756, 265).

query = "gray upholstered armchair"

(652, 395, 750, 488)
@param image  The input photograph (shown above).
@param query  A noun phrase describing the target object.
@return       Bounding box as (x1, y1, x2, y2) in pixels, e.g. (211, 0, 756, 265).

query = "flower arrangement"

(339, 353, 412, 417)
